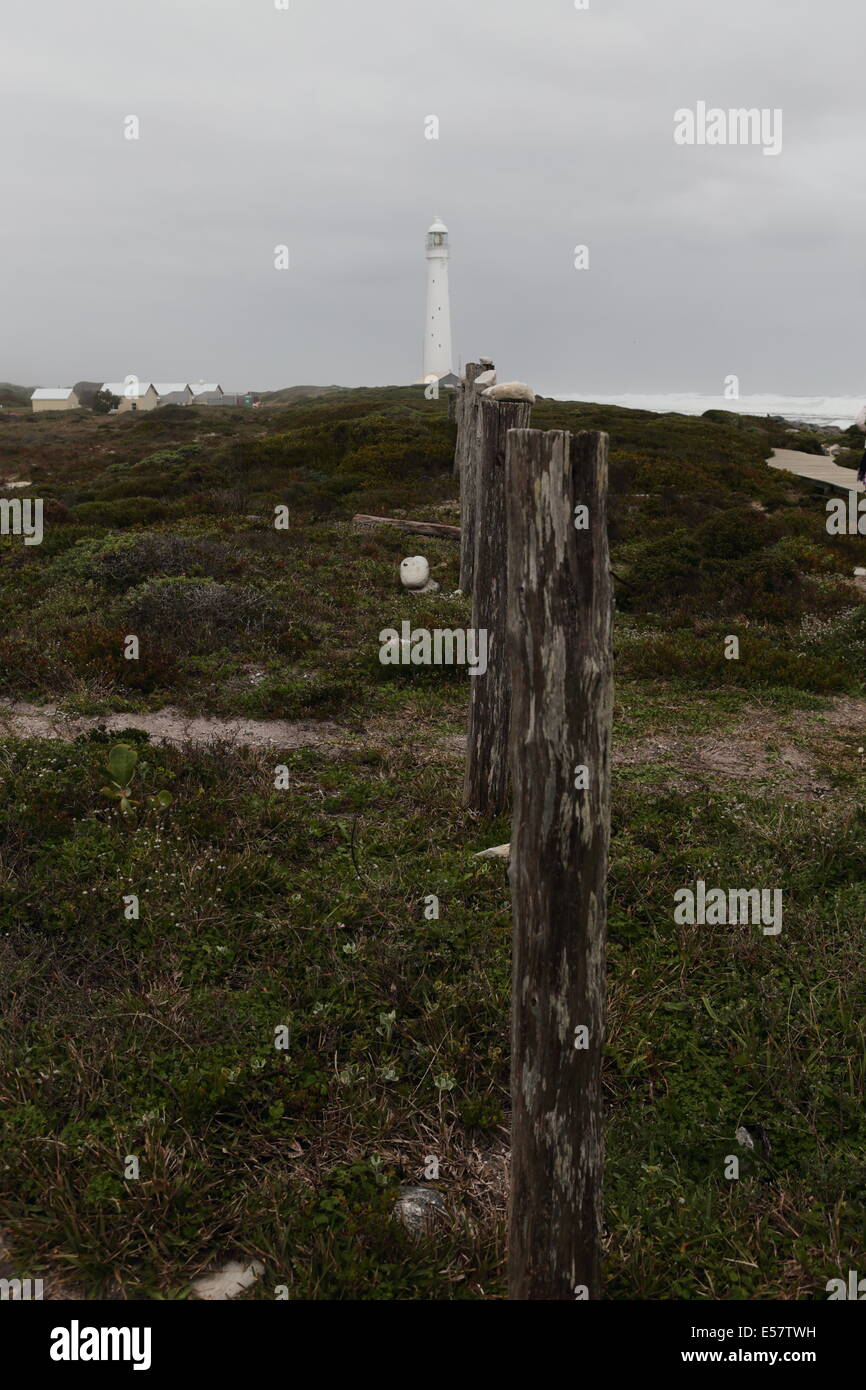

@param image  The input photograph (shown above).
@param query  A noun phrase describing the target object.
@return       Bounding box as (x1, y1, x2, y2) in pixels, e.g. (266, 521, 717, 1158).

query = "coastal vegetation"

(0, 390, 863, 1298)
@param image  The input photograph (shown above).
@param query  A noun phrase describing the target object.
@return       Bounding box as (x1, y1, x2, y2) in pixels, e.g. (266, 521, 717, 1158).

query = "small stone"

(393, 1186, 447, 1237)
(473, 843, 511, 861)
(400, 556, 430, 589)
(191, 1258, 264, 1301)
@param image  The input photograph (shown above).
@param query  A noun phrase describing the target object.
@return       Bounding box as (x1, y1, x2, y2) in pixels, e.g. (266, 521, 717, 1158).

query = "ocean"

(554, 392, 864, 430)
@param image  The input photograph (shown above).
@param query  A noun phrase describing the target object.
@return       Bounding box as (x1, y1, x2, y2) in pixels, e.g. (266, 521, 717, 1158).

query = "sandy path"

(0, 700, 347, 750)
(2, 696, 863, 798)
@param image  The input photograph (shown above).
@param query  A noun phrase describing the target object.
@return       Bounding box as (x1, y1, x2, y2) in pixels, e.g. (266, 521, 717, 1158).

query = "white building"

(31, 387, 79, 413)
(421, 217, 456, 385)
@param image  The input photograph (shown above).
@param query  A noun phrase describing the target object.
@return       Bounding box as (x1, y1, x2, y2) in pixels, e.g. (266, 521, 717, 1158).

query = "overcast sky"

(3, 0, 864, 395)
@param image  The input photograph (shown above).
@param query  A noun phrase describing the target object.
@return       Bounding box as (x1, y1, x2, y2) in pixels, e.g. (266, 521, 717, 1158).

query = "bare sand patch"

(0, 700, 346, 751)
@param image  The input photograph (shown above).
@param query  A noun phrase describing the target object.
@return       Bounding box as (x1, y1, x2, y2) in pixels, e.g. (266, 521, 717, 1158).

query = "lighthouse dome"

(428, 217, 448, 234)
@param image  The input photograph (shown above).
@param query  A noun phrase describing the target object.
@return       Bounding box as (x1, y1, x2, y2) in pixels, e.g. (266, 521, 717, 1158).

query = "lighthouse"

(421, 217, 456, 384)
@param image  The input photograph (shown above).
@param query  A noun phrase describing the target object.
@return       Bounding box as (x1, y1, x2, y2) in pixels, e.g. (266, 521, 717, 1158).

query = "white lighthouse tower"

(421, 216, 455, 384)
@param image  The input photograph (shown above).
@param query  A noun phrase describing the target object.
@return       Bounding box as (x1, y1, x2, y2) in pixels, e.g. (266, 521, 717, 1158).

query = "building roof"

(190, 382, 223, 396)
(31, 387, 76, 400)
(102, 381, 156, 399)
(152, 383, 191, 396)
(428, 217, 448, 233)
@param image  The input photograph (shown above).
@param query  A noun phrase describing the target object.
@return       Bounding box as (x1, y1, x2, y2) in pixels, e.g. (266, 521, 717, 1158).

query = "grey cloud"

(2, 0, 863, 395)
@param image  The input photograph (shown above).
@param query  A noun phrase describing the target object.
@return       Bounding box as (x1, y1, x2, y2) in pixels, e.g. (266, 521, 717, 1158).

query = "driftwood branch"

(352, 514, 460, 541)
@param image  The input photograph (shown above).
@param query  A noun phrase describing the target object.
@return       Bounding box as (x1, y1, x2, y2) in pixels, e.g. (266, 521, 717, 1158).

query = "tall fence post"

(464, 393, 532, 814)
(453, 360, 487, 477)
(505, 427, 613, 1301)
(456, 361, 493, 591)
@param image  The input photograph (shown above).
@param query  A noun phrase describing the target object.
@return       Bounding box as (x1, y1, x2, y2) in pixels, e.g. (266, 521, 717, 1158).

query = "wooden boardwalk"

(769, 447, 862, 496)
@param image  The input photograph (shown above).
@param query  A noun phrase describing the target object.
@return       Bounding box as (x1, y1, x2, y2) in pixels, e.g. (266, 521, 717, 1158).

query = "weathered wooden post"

(452, 362, 474, 478)
(456, 361, 494, 591)
(464, 391, 532, 814)
(453, 360, 491, 477)
(505, 427, 613, 1301)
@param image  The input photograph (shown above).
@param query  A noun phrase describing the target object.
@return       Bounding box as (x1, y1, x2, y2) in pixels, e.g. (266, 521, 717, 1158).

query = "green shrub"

(798, 606, 866, 677)
(617, 625, 847, 693)
(75, 533, 240, 591)
(695, 507, 778, 559)
(72, 497, 184, 527)
(62, 622, 181, 693)
(121, 577, 280, 650)
(783, 431, 826, 455)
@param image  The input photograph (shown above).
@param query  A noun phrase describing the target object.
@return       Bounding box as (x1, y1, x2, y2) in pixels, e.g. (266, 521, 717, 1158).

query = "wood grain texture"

(453, 361, 485, 479)
(464, 396, 532, 814)
(457, 362, 490, 589)
(505, 427, 613, 1301)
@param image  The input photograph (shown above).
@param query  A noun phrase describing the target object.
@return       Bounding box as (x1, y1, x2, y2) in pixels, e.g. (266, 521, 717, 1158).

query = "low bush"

(616, 624, 848, 693)
(62, 622, 181, 693)
(75, 533, 241, 591)
(72, 497, 185, 527)
(121, 577, 280, 650)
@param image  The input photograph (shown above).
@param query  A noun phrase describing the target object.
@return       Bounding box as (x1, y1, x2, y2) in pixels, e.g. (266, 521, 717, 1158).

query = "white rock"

(393, 1186, 447, 1237)
(854, 568, 866, 578)
(473, 843, 511, 861)
(474, 370, 496, 388)
(482, 381, 535, 404)
(400, 556, 430, 589)
(478, 357, 494, 368)
(191, 1259, 264, 1301)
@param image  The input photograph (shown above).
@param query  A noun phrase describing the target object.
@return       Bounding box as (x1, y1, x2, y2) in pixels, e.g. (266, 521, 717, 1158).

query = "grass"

(0, 391, 864, 1299)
